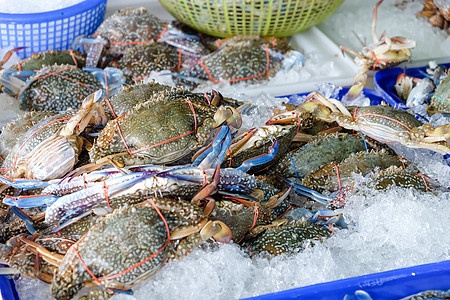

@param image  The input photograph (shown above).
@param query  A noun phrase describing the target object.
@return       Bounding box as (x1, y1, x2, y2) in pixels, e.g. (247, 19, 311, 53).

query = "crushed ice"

(0, 0, 86, 13)
(319, 0, 450, 62)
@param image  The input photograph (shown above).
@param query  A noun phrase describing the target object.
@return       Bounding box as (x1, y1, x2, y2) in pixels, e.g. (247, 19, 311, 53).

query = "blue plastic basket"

(244, 260, 450, 300)
(374, 63, 450, 111)
(0, 0, 107, 59)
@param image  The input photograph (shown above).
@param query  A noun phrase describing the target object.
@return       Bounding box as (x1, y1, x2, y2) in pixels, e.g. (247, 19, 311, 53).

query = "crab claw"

(200, 220, 232, 243)
(278, 176, 332, 204)
(191, 164, 220, 205)
(3, 194, 59, 208)
(72, 35, 108, 68)
(0, 175, 50, 190)
(192, 126, 231, 169)
(213, 106, 242, 129)
(9, 207, 36, 234)
(237, 140, 279, 173)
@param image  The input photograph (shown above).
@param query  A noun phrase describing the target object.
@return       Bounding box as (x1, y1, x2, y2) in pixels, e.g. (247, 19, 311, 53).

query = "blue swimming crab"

(0, 90, 107, 181)
(173, 36, 304, 89)
(304, 92, 450, 155)
(340, 0, 417, 102)
(74, 7, 209, 68)
(86, 89, 241, 170)
(50, 198, 231, 300)
(428, 72, 450, 114)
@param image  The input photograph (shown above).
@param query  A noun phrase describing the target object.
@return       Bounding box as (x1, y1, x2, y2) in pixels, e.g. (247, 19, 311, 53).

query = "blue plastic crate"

(0, 0, 107, 59)
(374, 63, 450, 110)
(244, 260, 450, 300)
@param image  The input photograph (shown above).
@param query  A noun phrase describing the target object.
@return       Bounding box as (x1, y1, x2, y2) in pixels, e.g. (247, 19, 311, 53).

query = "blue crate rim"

(0, 0, 106, 22)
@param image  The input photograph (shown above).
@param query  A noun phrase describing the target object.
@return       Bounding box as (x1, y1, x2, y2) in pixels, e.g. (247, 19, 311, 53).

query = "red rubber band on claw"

(73, 197, 170, 282)
(0, 155, 4, 161)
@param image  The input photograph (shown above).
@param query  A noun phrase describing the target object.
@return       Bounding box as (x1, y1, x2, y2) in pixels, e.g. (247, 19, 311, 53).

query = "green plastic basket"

(159, 0, 345, 37)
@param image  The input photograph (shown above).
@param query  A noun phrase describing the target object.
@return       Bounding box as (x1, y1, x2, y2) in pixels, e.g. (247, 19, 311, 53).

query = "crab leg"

(372, 0, 384, 43)
(0, 175, 50, 190)
(278, 176, 332, 204)
(9, 207, 37, 234)
(192, 125, 231, 169)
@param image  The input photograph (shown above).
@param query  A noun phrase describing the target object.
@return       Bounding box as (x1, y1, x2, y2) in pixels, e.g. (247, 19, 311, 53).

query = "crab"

(112, 42, 182, 81)
(270, 132, 369, 180)
(340, 0, 417, 102)
(301, 150, 408, 194)
(0, 233, 75, 284)
(74, 7, 209, 69)
(10, 49, 86, 71)
(86, 89, 241, 170)
(427, 73, 450, 114)
(0, 111, 59, 166)
(246, 219, 332, 257)
(50, 198, 231, 300)
(0, 90, 107, 181)
(304, 92, 450, 155)
(418, 0, 450, 33)
(173, 35, 304, 89)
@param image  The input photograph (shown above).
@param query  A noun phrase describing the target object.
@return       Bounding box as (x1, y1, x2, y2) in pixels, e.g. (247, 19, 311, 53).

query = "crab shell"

(175, 36, 289, 88)
(273, 132, 367, 179)
(0, 111, 59, 166)
(11, 50, 86, 71)
(428, 74, 450, 114)
(2, 91, 105, 180)
(18, 64, 103, 112)
(247, 220, 331, 256)
(113, 43, 181, 81)
(95, 7, 167, 55)
(90, 91, 233, 165)
(302, 150, 407, 193)
(372, 165, 433, 192)
(51, 199, 230, 300)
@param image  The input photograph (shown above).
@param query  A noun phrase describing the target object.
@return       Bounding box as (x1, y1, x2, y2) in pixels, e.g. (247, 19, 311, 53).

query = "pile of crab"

(0, 76, 449, 299)
(0, 4, 449, 300)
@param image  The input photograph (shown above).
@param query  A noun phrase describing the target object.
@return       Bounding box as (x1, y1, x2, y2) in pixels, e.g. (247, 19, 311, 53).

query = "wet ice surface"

(319, 0, 450, 62)
(12, 94, 450, 299)
(0, 0, 86, 13)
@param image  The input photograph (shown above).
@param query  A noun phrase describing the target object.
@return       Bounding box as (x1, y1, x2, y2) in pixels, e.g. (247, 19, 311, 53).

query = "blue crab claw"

(72, 35, 108, 68)
(192, 126, 231, 169)
(9, 207, 36, 234)
(45, 171, 160, 224)
(237, 140, 279, 173)
(84, 67, 125, 98)
(3, 194, 59, 208)
(107, 288, 134, 295)
(0, 175, 50, 190)
(278, 176, 332, 204)
(311, 209, 348, 229)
